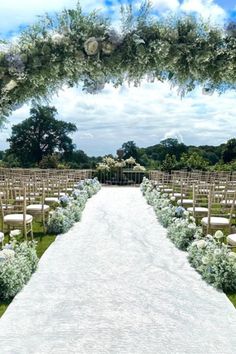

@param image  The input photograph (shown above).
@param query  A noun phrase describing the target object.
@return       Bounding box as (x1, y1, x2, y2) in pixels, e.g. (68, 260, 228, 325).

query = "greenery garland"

(1, 1, 236, 124)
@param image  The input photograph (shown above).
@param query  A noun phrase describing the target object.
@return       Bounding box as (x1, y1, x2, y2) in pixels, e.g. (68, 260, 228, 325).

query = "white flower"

(125, 157, 136, 165)
(10, 229, 21, 237)
(0, 232, 4, 242)
(202, 256, 210, 265)
(102, 41, 115, 54)
(228, 252, 236, 260)
(4, 79, 17, 91)
(51, 33, 65, 44)
(214, 230, 224, 239)
(170, 196, 176, 202)
(133, 164, 146, 172)
(1, 249, 15, 259)
(196, 239, 207, 249)
(188, 223, 196, 230)
(84, 37, 99, 55)
(183, 211, 189, 217)
(214, 249, 222, 256)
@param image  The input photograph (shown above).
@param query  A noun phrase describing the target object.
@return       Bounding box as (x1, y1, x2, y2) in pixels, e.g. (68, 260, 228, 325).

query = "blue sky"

(1, 0, 236, 156)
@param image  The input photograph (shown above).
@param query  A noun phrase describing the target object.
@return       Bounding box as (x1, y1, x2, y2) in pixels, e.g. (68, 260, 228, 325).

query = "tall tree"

(8, 104, 77, 166)
(222, 138, 236, 163)
(121, 141, 139, 160)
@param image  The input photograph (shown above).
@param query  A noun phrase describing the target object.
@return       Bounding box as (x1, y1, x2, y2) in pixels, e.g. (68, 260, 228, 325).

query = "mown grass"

(0, 221, 56, 317)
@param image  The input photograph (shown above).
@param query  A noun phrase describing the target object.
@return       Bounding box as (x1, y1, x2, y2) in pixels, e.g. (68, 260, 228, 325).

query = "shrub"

(188, 234, 236, 292)
(0, 241, 38, 301)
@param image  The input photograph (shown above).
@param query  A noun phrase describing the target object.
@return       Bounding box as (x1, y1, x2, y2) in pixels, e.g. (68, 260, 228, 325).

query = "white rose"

(202, 256, 210, 265)
(4, 80, 17, 91)
(170, 196, 176, 202)
(214, 249, 221, 256)
(10, 229, 21, 237)
(84, 37, 99, 55)
(1, 249, 15, 259)
(196, 239, 207, 249)
(102, 41, 115, 54)
(51, 33, 65, 44)
(214, 230, 224, 239)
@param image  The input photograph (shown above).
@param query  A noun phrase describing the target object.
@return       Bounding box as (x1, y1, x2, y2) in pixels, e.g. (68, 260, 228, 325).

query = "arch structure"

(0, 3, 236, 123)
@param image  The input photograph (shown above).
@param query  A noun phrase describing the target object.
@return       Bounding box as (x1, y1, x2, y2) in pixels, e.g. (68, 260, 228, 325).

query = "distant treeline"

(1, 138, 236, 172)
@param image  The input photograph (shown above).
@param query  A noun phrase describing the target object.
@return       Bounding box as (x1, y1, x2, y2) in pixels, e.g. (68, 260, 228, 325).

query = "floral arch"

(0, 2, 236, 124)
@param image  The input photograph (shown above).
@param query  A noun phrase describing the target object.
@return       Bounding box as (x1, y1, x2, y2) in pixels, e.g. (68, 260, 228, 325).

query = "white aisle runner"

(0, 187, 236, 354)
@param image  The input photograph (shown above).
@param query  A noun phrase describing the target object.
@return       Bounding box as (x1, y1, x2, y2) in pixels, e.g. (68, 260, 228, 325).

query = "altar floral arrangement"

(96, 156, 145, 172)
(0, 239, 38, 301)
(48, 178, 101, 234)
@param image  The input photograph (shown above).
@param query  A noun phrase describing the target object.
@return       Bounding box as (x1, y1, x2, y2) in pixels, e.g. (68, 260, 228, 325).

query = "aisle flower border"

(48, 177, 101, 234)
(0, 177, 101, 302)
(141, 177, 236, 293)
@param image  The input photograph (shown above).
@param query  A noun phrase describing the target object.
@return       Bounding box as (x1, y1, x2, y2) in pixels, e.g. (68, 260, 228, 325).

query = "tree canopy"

(1, 2, 236, 123)
(7, 104, 77, 166)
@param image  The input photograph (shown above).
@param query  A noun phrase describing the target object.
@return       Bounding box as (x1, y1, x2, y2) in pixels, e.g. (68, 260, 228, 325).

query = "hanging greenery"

(1, 1, 236, 123)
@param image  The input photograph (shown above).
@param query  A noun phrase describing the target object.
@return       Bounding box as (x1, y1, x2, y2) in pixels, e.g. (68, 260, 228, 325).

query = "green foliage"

(222, 138, 236, 163)
(179, 152, 209, 170)
(121, 141, 139, 160)
(7, 104, 77, 166)
(1, 3, 236, 121)
(39, 154, 60, 169)
(161, 154, 177, 172)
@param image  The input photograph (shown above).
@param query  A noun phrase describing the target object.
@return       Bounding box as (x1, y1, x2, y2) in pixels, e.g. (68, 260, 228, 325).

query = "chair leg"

(42, 214, 46, 235)
(30, 223, 33, 240)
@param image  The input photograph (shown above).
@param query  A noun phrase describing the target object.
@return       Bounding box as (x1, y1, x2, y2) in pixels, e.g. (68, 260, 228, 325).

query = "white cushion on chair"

(173, 193, 185, 197)
(53, 192, 66, 197)
(187, 207, 208, 213)
(201, 217, 229, 226)
(177, 199, 193, 205)
(220, 200, 234, 206)
(15, 196, 35, 202)
(26, 204, 50, 212)
(4, 214, 33, 224)
(45, 197, 60, 203)
(227, 234, 236, 246)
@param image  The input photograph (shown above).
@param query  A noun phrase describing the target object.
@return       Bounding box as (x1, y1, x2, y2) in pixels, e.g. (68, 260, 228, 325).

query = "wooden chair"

(201, 189, 236, 235)
(0, 186, 33, 239)
(187, 184, 208, 219)
(26, 183, 50, 234)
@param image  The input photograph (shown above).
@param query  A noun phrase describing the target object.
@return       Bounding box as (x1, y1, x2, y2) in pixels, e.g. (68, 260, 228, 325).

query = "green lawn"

(0, 222, 56, 317)
(227, 294, 236, 308)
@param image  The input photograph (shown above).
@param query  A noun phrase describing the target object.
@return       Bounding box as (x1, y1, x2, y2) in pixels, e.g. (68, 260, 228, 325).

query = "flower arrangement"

(0, 3, 236, 123)
(0, 239, 38, 301)
(167, 218, 202, 250)
(133, 164, 146, 172)
(188, 233, 236, 292)
(48, 178, 100, 234)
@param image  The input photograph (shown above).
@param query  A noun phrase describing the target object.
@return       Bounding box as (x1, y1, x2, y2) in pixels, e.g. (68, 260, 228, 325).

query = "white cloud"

(1, 81, 236, 156)
(151, 0, 180, 11)
(0, 0, 106, 34)
(180, 0, 226, 23)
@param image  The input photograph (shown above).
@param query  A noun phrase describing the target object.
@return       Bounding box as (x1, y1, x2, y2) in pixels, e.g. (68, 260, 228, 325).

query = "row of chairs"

(0, 169, 93, 239)
(150, 171, 236, 247)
